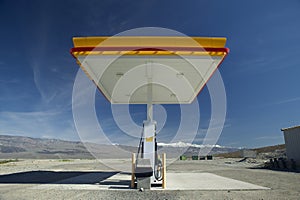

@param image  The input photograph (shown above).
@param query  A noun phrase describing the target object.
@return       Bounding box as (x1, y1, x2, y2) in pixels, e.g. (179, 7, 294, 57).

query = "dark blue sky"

(1, 0, 300, 148)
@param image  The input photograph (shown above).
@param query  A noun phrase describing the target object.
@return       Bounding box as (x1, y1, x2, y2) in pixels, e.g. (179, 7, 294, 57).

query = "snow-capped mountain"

(158, 141, 226, 148)
(157, 141, 240, 157)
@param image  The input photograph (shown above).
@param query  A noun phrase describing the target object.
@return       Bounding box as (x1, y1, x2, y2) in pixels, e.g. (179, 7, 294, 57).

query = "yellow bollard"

(131, 153, 135, 188)
(162, 153, 166, 189)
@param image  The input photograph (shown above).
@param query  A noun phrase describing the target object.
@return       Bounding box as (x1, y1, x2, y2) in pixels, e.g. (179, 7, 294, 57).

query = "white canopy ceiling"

(71, 36, 228, 104)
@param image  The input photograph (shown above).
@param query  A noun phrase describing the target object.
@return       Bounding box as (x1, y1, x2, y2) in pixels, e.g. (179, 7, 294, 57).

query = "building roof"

(281, 125, 300, 132)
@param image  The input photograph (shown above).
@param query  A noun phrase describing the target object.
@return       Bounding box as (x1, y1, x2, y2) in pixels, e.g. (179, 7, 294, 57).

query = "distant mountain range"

(158, 141, 233, 149)
(157, 142, 240, 157)
(0, 135, 239, 159)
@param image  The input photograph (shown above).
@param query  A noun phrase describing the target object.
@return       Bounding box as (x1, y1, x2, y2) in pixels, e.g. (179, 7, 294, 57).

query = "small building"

(281, 126, 300, 163)
(241, 149, 257, 158)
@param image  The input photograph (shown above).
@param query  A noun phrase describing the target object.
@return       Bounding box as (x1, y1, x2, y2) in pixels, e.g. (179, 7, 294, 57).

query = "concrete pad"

(99, 172, 131, 189)
(33, 172, 131, 190)
(165, 173, 270, 190)
(32, 172, 269, 191)
(32, 184, 111, 190)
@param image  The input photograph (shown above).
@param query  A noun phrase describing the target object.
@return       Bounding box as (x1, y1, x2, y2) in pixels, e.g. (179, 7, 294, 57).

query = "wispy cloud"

(0, 78, 19, 84)
(250, 96, 300, 109)
(233, 50, 300, 77)
(255, 135, 283, 141)
(31, 61, 74, 108)
(0, 109, 78, 141)
(271, 97, 300, 105)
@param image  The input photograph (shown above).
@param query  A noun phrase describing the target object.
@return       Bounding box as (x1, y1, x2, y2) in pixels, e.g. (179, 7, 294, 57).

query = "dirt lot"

(0, 158, 299, 200)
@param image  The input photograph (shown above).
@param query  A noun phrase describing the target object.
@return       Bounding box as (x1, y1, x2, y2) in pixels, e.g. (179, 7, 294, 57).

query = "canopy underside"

(71, 36, 229, 104)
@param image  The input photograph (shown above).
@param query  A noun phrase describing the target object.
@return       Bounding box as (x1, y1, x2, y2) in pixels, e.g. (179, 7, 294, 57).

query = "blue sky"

(0, 0, 300, 148)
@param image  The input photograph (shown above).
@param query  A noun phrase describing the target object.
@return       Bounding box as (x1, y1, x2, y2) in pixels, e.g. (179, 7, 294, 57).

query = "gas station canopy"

(70, 36, 229, 104)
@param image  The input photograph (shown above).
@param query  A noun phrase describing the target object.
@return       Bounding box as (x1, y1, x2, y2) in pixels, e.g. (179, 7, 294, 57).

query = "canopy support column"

(146, 61, 153, 122)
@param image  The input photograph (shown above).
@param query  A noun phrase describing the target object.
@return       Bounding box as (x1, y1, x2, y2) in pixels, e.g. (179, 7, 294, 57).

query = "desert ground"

(0, 158, 299, 200)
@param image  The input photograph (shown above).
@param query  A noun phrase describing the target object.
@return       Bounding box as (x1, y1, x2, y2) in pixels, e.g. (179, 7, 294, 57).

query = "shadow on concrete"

(0, 171, 119, 184)
(250, 166, 300, 173)
(100, 180, 131, 186)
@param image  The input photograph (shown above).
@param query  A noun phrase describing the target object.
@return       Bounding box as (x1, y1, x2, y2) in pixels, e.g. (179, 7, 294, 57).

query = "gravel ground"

(0, 158, 299, 200)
